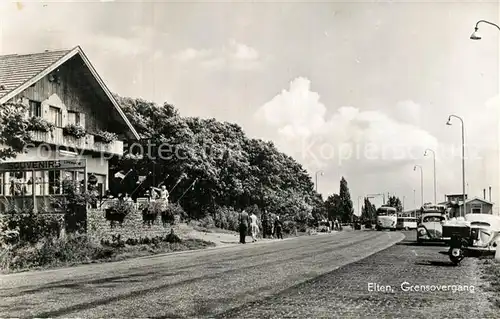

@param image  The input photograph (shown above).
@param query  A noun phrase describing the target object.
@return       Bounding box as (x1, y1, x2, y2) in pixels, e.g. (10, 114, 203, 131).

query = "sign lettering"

(0, 159, 87, 172)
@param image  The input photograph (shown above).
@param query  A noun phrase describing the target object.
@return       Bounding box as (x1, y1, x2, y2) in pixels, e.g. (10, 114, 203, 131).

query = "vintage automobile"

(443, 214, 500, 253)
(416, 212, 449, 243)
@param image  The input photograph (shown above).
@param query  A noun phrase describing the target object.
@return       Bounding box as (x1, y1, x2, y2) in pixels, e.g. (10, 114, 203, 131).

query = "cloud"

(172, 48, 213, 62)
(171, 39, 263, 71)
(255, 77, 439, 172)
(253, 77, 499, 210)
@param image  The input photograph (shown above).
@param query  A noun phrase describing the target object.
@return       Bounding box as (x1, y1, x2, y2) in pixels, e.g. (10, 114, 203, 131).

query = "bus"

(396, 216, 418, 230)
(376, 206, 398, 231)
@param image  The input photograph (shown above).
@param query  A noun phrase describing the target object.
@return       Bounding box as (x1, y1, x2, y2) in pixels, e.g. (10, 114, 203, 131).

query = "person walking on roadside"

(249, 211, 259, 242)
(261, 210, 269, 238)
(274, 215, 283, 239)
(239, 210, 250, 244)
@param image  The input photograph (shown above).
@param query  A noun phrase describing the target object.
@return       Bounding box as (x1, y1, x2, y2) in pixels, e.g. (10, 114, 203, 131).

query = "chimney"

(489, 186, 492, 202)
(484, 189, 486, 200)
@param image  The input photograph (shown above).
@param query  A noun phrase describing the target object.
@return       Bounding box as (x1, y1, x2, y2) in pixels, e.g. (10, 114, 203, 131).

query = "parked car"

(417, 213, 449, 244)
(443, 214, 500, 253)
(317, 221, 331, 233)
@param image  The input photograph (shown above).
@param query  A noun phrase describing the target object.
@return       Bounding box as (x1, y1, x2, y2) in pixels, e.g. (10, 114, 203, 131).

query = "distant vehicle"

(422, 204, 447, 214)
(376, 206, 397, 231)
(317, 221, 331, 233)
(353, 221, 361, 230)
(364, 221, 373, 229)
(417, 213, 449, 243)
(396, 216, 418, 230)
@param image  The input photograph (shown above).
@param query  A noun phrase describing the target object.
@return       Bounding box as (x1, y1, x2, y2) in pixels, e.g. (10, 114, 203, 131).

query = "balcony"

(30, 128, 124, 156)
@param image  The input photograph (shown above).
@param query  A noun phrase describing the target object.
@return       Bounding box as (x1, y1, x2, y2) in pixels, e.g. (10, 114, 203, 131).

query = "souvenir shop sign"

(0, 159, 87, 172)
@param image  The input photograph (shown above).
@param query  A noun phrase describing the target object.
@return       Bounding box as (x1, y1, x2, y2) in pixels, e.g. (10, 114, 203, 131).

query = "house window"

(29, 100, 42, 117)
(471, 204, 482, 214)
(49, 106, 62, 127)
(48, 170, 61, 195)
(67, 111, 80, 126)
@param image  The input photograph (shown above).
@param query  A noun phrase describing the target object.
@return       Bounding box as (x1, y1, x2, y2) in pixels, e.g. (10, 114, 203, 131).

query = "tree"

(325, 194, 341, 220)
(338, 177, 354, 223)
(361, 197, 377, 222)
(386, 196, 403, 212)
(111, 95, 322, 223)
(0, 103, 31, 160)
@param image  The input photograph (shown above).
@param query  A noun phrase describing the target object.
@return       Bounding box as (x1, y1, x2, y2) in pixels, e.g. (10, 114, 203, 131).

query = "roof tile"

(0, 49, 72, 98)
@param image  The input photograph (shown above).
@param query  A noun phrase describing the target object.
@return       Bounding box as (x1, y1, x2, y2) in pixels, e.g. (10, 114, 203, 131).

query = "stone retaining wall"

(87, 207, 171, 243)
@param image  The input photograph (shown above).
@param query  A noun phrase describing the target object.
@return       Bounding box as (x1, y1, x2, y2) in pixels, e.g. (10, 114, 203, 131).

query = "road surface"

(0, 230, 401, 318)
(219, 232, 498, 318)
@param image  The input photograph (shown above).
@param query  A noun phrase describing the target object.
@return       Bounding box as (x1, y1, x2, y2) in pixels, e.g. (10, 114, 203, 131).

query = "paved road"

(218, 232, 498, 319)
(0, 230, 401, 318)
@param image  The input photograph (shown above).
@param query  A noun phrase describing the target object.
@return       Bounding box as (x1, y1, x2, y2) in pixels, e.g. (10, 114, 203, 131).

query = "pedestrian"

(249, 211, 259, 242)
(262, 209, 268, 239)
(274, 215, 283, 239)
(239, 210, 249, 244)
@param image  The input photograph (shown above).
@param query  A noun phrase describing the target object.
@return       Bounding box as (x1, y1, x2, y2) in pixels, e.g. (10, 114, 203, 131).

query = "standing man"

(249, 211, 259, 242)
(274, 215, 283, 239)
(261, 209, 269, 238)
(239, 209, 249, 244)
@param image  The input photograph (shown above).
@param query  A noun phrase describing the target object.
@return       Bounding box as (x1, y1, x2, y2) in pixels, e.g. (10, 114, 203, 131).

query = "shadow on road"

(415, 260, 456, 267)
(397, 241, 447, 247)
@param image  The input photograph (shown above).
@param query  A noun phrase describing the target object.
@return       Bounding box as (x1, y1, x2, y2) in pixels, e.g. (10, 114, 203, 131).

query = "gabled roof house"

(0, 46, 139, 211)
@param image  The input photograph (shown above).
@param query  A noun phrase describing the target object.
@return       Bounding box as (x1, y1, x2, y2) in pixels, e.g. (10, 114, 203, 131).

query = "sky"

(1, 0, 500, 214)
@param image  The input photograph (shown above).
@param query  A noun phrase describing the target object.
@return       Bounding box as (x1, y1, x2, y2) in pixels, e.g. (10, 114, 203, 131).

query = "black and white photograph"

(0, 0, 500, 317)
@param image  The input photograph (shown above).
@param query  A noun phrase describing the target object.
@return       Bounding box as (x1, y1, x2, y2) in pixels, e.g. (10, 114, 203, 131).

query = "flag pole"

(169, 175, 185, 193)
(119, 169, 133, 184)
(156, 174, 169, 188)
(129, 172, 152, 197)
(176, 178, 198, 203)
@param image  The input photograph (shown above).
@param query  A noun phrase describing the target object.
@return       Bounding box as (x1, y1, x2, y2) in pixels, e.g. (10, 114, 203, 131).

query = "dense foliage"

(63, 124, 86, 139)
(110, 96, 324, 224)
(361, 197, 377, 222)
(0, 103, 31, 160)
(386, 195, 403, 212)
(338, 177, 354, 223)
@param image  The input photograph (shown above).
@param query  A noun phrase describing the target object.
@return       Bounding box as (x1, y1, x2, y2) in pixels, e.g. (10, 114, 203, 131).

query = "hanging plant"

(26, 116, 55, 133)
(63, 124, 86, 139)
(94, 130, 118, 144)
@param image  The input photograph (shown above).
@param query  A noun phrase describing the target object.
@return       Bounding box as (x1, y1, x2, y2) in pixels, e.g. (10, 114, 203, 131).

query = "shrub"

(26, 116, 55, 133)
(63, 124, 86, 139)
(1, 210, 63, 245)
(200, 215, 215, 229)
(94, 130, 118, 144)
(213, 206, 239, 231)
(0, 234, 115, 271)
(161, 203, 185, 226)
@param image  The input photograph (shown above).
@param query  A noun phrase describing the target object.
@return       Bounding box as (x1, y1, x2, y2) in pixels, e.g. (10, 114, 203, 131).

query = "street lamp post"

(447, 115, 466, 217)
(470, 20, 500, 40)
(414, 165, 424, 207)
(315, 170, 324, 193)
(424, 149, 437, 204)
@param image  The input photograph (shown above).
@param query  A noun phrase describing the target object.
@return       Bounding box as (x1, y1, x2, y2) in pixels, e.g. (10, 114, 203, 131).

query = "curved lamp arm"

(475, 20, 500, 31)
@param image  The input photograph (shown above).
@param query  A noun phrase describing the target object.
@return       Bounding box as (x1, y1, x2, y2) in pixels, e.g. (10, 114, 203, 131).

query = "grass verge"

(0, 234, 215, 274)
(481, 257, 500, 308)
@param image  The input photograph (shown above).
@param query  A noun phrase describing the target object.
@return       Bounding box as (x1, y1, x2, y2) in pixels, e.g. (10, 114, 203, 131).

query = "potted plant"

(105, 200, 135, 228)
(63, 124, 86, 139)
(26, 116, 55, 133)
(94, 130, 118, 144)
